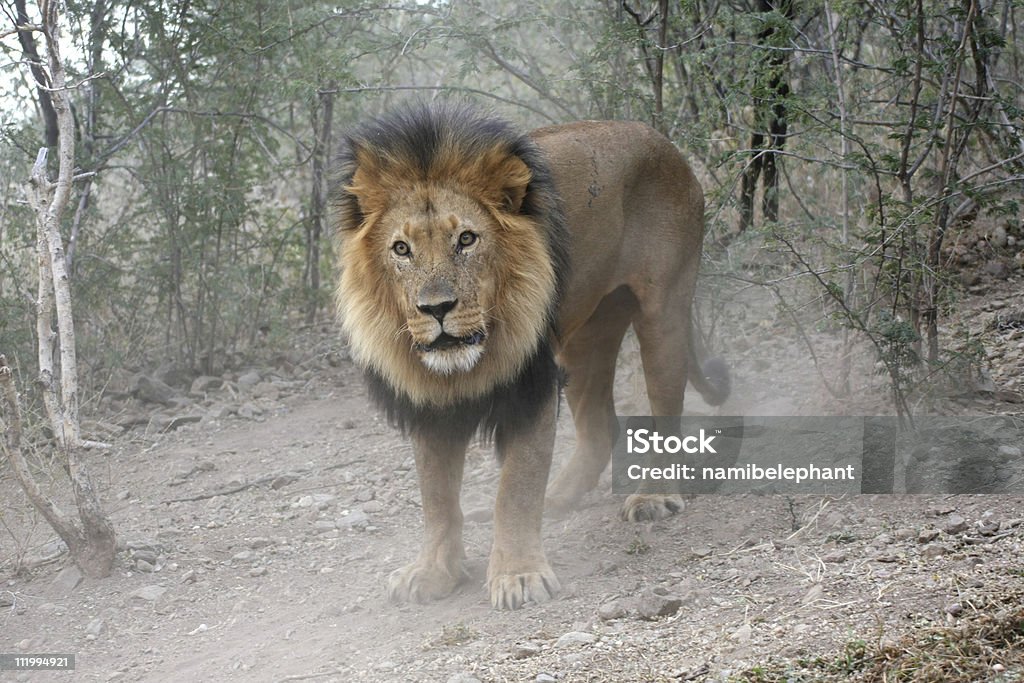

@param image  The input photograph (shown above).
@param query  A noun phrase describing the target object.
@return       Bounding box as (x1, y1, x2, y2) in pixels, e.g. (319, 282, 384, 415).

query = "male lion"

(332, 104, 729, 610)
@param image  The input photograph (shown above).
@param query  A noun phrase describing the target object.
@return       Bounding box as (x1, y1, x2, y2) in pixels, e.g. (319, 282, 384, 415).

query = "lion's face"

(336, 164, 558, 406)
(381, 188, 498, 375)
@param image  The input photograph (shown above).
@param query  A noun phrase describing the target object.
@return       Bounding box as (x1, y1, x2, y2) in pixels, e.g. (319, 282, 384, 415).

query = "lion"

(331, 103, 729, 610)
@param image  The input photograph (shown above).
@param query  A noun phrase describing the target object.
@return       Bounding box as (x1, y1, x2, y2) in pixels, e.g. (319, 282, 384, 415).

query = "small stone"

(131, 549, 159, 564)
(237, 402, 263, 419)
(249, 567, 268, 577)
(943, 514, 968, 535)
(512, 642, 541, 659)
(597, 599, 629, 621)
(975, 519, 1000, 536)
(232, 550, 254, 562)
(52, 565, 84, 594)
(822, 551, 847, 563)
(135, 375, 177, 406)
(338, 509, 370, 529)
(248, 537, 274, 549)
(313, 520, 337, 532)
(637, 590, 682, 620)
(181, 570, 196, 584)
(464, 508, 492, 523)
(135, 559, 156, 573)
(918, 528, 941, 543)
(535, 675, 557, 683)
(945, 602, 963, 617)
(237, 370, 261, 387)
(689, 545, 714, 558)
(555, 631, 596, 648)
(190, 375, 223, 395)
(271, 474, 299, 490)
(130, 585, 167, 602)
(732, 623, 753, 644)
(445, 675, 481, 683)
(920, 543, 949, 558)
(85, 618, 106, 637)
(361, 500, 384, 514)
(893, 528, 917, 541)
(997, 444, 1022, 458)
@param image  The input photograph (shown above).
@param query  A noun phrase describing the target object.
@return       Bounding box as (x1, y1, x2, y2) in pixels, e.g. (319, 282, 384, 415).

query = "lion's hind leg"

(387, 430, 470, 604)
(620, 301, 691, 522)
(546, 287, 635, 513)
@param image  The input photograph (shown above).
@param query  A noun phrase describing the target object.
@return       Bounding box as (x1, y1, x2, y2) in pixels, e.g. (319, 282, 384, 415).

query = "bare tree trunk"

(738, 0, 793, 233)
(306, 86, 335, 325)
(15, 0, 116, 578)
(825, 0, 853, 395)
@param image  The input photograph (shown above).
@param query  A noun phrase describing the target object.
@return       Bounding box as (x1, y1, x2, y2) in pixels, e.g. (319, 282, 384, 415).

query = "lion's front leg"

(488, 390, 561, 610)
(387, 431, 469, 604)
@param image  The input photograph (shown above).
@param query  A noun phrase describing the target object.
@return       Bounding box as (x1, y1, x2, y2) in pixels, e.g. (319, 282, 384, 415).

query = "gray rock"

(130, 585, 167, 602)
(85, 617, 106, 637)
(271, 473, 299, 490)
(555, 631, 596, 648)
(597, 599, 629, 621)
(52, 565, 84, 594)
(134, 559, 156, 573)
(920, 543, 949, 558)
(997, 444, 1023, 458)
(822, 550, 847, 563)
(134, 375, 177, 406)
(361, 500, 384, 514)
(918, 528, 941, 543)
(512, 642, 541, 659)
(190, 375, 223, 395)
(637, 590, 682, 620)
(338, 509, 370, 529)
(249, 567, 268, 577)
(445, 675, 481, 683)
(535, 675, 557, 683)
(464, 508, 493, 523)
(237, 402, 263, 419)
(943, 514, 968, 535)
(238, 370, 262, 387)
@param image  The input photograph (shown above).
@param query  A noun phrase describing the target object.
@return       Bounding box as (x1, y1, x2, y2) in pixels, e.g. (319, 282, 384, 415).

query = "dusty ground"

(2, 272, 1024, 683)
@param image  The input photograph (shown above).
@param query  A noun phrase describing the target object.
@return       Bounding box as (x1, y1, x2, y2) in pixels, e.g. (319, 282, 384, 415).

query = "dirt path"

(3, 285, 1024, 682)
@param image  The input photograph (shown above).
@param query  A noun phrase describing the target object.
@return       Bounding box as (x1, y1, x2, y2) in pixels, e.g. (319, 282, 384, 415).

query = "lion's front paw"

(387, 559, 464, 604)
(487, 564, 561, 610)
(620, 493, 685, 522)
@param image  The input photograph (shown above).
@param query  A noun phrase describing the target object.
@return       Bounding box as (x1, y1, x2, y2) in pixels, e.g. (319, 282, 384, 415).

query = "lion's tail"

(688, 329, 731, 406)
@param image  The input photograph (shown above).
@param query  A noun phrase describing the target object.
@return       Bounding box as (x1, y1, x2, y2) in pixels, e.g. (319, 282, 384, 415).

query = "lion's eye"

(392, 240, 411, 257)
(457, 231, 477, 249)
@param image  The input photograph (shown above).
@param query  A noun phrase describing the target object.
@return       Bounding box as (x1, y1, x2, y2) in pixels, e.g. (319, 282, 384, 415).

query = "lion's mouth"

(415, 331, 486, 353)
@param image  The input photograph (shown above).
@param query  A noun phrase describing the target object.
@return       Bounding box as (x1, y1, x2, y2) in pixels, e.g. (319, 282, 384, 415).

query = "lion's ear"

(480, 153, 532, 214)
(346, 147, 390, 219)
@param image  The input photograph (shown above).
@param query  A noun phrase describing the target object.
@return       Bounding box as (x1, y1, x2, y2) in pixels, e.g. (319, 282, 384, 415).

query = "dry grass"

(735, 590, 1024, 682)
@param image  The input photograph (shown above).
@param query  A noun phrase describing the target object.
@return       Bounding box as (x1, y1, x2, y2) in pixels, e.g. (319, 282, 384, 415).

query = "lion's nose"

(417, 296, 458, 322)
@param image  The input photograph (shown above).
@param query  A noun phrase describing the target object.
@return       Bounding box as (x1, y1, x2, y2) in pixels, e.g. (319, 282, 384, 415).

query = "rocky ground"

(2, 263, 1024, 682)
